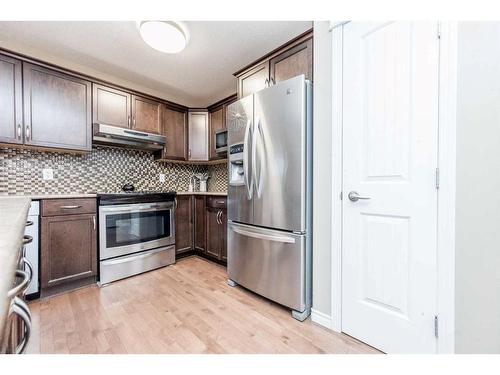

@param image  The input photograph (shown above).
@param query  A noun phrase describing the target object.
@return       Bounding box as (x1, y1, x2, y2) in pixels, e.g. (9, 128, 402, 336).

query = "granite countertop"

(0, 197, 31, 339)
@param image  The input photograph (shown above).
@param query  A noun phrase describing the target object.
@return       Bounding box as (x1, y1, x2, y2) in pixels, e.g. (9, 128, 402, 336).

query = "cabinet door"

(188, 112, 208, 161)
(209, 106, 224, 160)
(220, 209, 227, 262)
(132, 95, 162, 134)
(237, 61, 269, 99)
(175, 195, 193, 254)
(194, 195, 206, 253)
(269, 38, 313, 84)
(23, 63, 92, 151)
(0, 54, 23, 145)
(93, 83, 131, 128)
(41, 214, 97, 288)
(162, 105, 187, 160)
(205, 207, 221, 259)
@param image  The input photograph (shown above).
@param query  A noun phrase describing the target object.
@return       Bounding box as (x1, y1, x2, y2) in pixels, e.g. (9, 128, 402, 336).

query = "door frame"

(329, 21, 458, 354)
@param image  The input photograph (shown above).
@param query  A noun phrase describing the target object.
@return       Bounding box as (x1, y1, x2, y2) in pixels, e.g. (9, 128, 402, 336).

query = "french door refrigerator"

(227, 75, 312, 321)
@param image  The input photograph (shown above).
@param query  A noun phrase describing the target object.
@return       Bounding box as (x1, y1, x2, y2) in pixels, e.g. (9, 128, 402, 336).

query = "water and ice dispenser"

(229, 143, 245, 186)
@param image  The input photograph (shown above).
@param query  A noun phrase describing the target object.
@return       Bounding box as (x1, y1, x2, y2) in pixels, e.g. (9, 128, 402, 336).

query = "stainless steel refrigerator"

(226, 75, 312, 321)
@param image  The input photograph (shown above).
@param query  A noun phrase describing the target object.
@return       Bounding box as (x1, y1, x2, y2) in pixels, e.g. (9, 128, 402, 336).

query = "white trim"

(311, 309, 334, 329)
(330, 24, 343, 333)
(330, 21, 458, 353)
(436, 21, 458, 354)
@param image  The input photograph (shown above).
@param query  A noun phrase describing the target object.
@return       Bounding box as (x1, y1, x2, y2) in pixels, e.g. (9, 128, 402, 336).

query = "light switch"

(159, 173, 166, 183)
(42, 168, 54, 181)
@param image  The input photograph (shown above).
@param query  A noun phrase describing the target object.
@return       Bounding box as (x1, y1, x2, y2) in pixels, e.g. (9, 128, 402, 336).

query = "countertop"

(176, 191, 227, 196)
(0, 197, 31, 339)
(1, 192, 227, 199)
(0, 193, 98, 200)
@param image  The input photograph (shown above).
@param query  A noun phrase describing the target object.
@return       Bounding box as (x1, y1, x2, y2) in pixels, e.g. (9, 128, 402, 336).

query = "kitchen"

(1, 11, 500, 365)
(0, 20, 360, 355)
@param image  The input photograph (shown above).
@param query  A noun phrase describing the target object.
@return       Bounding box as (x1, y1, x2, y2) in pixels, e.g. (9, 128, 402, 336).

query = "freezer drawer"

(227, 221, 309, 312)
(99, 245, 175, 285)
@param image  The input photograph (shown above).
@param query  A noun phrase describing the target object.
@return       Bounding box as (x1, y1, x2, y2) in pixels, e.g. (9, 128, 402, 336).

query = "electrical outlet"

(159, 173, 166, 183)
(42, 168, 54, 181)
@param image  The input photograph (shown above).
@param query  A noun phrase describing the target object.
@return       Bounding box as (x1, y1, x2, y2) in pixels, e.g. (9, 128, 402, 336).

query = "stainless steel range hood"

(93, 123, 166, 151)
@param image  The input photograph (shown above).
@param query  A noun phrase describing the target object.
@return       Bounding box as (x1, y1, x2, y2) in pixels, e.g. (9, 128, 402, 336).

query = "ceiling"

(0, 21, 312, 107)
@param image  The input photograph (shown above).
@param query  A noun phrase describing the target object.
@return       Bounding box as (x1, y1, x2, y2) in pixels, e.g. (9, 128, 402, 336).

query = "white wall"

(312, 21, 333, 319)
(455, 21, 500, 353)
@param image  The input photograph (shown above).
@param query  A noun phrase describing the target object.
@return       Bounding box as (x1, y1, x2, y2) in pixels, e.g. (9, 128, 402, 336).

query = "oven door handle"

(100, 203, 173, 213)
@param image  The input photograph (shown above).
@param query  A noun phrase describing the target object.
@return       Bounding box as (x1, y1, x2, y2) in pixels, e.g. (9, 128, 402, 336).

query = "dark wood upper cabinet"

(208, 106, 224, 160)
(0, 54, 23, 145)
(92, 83, 131, 129)
(41, 211, 97, 289)
(23, 63, 92, 151)
(269, 38, 313, 84)
(237, 61, 270, 99)
(234, 29, 313, 99)
(175, 195, 193, 255)
(161, 105, 188, 160)
(132, 95, 162, 134)
(194, 195, 206, 253)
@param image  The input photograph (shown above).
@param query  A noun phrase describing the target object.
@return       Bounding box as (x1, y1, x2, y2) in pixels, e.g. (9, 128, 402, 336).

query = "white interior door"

(341, 21, 439, 353)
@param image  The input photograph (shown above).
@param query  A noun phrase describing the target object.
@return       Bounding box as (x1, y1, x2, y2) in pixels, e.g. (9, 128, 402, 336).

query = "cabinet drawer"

(206, 196, 227, 209)
(42, 198, 96, 216)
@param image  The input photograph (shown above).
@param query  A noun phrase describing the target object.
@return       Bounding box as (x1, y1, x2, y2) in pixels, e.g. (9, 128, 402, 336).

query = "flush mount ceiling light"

(137, 21, 188, 53)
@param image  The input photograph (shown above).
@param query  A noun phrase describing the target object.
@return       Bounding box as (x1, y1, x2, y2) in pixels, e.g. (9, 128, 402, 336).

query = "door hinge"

(434, 315, 439, 338)
(437, 22, 441, 39)
(435, 168, 440, 190)
(340, 191, 343, 200)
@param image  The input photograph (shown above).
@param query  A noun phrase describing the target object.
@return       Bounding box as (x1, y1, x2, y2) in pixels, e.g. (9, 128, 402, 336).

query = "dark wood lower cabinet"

(194, 195, 206, 253)
(205, 206, 227, 262)
(175, 195, 226, 263)
(41, 213, 97, 289)
(175, 195, 193, 255)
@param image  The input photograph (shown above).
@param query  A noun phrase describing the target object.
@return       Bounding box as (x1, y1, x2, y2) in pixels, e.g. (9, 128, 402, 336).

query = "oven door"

(99, 202, 175, 260)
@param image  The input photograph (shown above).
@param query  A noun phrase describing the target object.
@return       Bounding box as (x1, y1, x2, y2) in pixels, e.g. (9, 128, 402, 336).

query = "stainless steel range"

(97, 189, 176, 285)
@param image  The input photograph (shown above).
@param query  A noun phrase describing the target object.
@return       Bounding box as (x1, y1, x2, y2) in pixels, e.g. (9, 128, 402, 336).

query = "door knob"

(348, 191, 371, 202)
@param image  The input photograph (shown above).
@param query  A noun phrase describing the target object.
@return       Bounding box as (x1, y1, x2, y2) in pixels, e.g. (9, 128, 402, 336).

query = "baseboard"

(311, 309, 335, 330)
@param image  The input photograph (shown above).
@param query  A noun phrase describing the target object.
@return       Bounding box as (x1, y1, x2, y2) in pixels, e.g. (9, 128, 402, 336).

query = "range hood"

(93, 123, 166, 151)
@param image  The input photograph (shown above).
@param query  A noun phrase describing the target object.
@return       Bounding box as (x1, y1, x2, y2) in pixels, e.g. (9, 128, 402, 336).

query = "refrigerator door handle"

(243, 119, 253, 200)
(229, 223, 296, 244)
(252, 118, 263, 198)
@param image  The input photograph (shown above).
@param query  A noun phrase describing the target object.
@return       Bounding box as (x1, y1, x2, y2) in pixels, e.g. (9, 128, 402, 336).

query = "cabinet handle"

(17, 124, 21, 140)
(25, 125, 30, 141)
(93, 215, 96, 231)
(59, 205, 82, 209)
(128, 115, 131, 127)
(189, 149, 192, 158)
(133, 117, 136, 127)
(264, 78, 269, 87)
(270, 78, 276, 86)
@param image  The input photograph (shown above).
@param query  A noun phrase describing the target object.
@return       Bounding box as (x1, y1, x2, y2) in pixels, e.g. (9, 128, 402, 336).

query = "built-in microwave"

(215, 129, 228, 154)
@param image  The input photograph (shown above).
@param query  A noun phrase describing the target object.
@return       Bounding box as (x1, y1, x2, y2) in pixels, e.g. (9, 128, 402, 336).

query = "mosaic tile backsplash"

(0, 146, 228, 195)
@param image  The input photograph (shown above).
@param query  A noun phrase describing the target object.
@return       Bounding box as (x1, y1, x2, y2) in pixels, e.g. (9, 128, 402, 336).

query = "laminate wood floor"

(26, 256, 379, 354)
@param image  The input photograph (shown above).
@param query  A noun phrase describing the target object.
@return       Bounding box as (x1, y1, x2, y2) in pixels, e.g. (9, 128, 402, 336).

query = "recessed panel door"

(342, 22, 439, 353)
